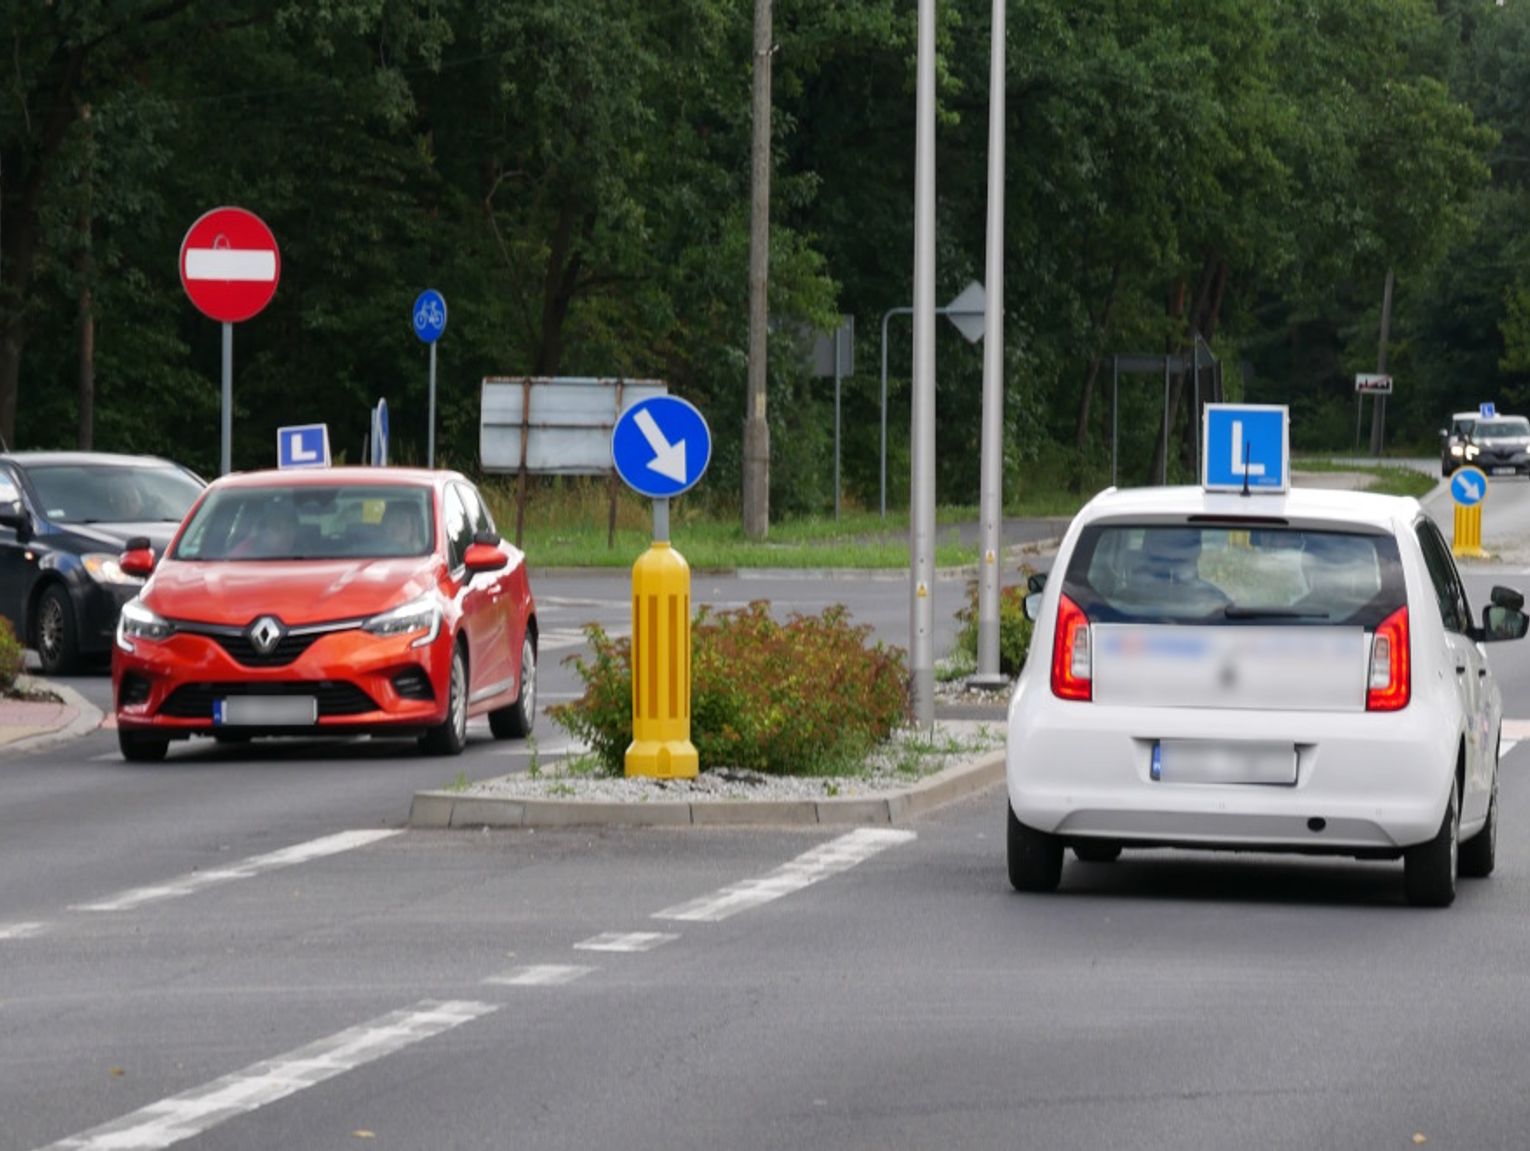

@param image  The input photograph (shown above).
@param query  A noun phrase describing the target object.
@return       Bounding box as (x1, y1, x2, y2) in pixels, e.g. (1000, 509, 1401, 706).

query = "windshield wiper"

(1221, 605, 1330, 620)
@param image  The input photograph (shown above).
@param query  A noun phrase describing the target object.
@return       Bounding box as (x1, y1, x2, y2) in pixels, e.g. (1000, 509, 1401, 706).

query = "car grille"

(391, 668, 434, 701)
(159, 681, 378, 719)
(206, 631, 324, 668)
(119, 673, 151, 708)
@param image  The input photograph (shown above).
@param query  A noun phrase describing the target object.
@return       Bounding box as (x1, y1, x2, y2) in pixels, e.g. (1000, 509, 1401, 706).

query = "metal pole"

(973, 0, 1006, 689)
(910, 0, 937, 731)
(1111, 357, 1119, 487)
(221, 321, 233, 475)
(1191, 336, 1200, 480)
(880, 307, 895, 519)
(653, 497, 670, 544)
(1161, 359, 1169, 485)
(427, 341, 437, 469)
(834, 325, 841, 520)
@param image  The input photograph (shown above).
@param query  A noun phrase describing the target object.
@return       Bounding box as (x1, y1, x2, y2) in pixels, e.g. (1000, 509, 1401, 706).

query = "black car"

(1464, 416, 1530, 479)
(0, 452, 205, 674)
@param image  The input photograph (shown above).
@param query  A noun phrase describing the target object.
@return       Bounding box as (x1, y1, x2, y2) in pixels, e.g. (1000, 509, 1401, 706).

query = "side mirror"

(473, 529, 502, 547)
(1023, 592, 1044, 622)
(1026, 571, 1048, 595)
(1482, 605, 1530, 643)
(119, 544, 156, 578)
(0, 499, 29, 539)
(464, 541, 508, 574)
(1491, 585, 1524, 612)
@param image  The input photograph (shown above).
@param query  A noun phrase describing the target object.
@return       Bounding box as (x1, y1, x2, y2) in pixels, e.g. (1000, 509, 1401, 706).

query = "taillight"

(1051, 593, 1093, 701)
(1366, 605, 1410, 712)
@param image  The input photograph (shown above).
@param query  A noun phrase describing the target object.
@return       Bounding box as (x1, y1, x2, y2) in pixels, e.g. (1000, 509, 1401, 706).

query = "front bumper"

(113, 624, 452, 736)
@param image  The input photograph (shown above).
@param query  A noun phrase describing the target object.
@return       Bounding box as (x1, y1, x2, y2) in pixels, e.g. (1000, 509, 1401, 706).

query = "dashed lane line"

(574, 931, 678, 953)
(652, 827, 918, 923)
(0, 921, 49, 941)
(483, 964, 595, 987)
(68, 830, 402, 914)
(35, 999, 496, 1151)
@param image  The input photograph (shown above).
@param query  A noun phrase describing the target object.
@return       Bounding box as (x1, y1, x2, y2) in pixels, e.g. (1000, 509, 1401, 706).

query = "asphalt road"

(13, 484, 1530, 1149)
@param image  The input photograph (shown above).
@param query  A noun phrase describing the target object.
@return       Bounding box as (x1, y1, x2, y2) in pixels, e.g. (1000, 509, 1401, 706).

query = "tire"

(1072, 840, 1123, 864)
(1404, 779, 1458, 907)
(35, 584, 80, 676)
(118, 730, 169, 763)
(420, 644, 468, 756)
(489, 633, 536, 739)
(1460, 767, 1498, 880)
(1007, 802, 1063, 893)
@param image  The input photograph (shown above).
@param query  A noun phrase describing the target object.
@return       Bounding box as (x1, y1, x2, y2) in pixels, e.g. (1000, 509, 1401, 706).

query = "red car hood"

(142, 557, 440, 626)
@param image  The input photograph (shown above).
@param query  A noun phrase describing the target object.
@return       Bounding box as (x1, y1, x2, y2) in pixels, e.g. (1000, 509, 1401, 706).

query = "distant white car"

(1441, 410, 1480, 476)
(1006, 486, 1529, 906)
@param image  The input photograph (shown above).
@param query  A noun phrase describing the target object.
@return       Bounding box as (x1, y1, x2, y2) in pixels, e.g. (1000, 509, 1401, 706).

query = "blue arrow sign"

(277, 423, 330, 469)
(612, 396, 711, 498)
(1202, 404, 1289, 493)
(1451, 466, 1487, 507)
(412, 289, 447, 344)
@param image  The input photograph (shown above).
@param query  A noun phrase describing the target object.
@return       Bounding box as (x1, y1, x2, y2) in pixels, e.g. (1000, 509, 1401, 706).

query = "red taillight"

(1051, 593, 1093, 701)
(1366, 606, 1410, 712)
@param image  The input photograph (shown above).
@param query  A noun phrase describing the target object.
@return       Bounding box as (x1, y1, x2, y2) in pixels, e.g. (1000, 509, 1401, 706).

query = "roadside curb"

(409, 747, 1005, 830)
(0, 678, 105, 756)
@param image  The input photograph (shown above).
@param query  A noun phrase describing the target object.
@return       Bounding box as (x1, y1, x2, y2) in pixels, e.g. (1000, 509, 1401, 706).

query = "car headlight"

(362, 595, 441, 648)
(83, 553, 144, 585)
(1450, 444, 1465, 457)
(1466, 444, 1480, 458)
(116, 599, 173, 653)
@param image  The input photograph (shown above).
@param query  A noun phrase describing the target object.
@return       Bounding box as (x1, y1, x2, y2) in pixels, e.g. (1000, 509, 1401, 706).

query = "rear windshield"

(1063, 524, 1405, 627)
(173, 484, 435, 561)
(1474, 418, 1529, 438)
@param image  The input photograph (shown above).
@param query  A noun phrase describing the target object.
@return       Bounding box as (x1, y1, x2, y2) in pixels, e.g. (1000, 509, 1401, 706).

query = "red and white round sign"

(178, 206, 281, 323)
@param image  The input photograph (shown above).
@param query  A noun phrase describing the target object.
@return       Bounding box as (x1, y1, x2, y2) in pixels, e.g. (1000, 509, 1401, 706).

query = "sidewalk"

(0, 678, 104, 754)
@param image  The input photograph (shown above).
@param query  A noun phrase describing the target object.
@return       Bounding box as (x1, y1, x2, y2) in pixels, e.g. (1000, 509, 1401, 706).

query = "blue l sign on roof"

(612, 396, 711, 498)
(1480, 401, 1497, 420)
(1202, 404, 1288, 493)
(277, 423, 331, 469)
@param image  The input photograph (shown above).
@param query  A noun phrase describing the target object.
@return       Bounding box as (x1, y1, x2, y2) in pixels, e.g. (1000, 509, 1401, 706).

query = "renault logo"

(248, 616, 285, 655)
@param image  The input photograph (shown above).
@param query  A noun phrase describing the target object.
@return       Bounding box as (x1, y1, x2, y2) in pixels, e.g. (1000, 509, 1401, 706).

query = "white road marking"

(1502, 741, 1518, 760)
(540, 627, 623, 652)
(1502, 718, 1530, 742)
(483, 964, 595, 987)
(573, 931, 678, 953)
(69, 830, 401, 913)
(0, 921, 48, 941)
(36, 998, 494, 1151)
(653, 828, 917, 923)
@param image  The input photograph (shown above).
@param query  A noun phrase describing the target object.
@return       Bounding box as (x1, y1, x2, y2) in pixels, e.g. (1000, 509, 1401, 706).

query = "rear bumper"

(1006, 683, 1458, 852)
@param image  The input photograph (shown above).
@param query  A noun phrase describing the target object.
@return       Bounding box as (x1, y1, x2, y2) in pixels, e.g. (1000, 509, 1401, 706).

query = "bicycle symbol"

(414, 298, 445, 332)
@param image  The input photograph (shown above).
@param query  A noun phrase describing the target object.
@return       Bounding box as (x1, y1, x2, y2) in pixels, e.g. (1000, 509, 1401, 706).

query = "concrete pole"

(910, 0, 937, 730)
(742, 0, 773, 540)
(972, 0, 1007, 690)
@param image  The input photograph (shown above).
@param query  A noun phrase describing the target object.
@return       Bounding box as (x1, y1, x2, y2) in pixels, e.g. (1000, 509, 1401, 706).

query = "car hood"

(53, 520, 181, 552)
(142, 556, 440, 626)
(1476, 437, 1530, 449)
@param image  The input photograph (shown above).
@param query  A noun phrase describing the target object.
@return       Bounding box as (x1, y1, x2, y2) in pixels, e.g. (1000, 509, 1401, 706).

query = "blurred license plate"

(1153, 740, 1296, 785)
(1493, 466, 1517, 476)
(213, 697, 317, 726)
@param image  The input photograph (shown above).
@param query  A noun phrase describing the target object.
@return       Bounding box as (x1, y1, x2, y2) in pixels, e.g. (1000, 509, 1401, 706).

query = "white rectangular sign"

(480, 377, 667, 474)
(1355, 373, 1393, 395)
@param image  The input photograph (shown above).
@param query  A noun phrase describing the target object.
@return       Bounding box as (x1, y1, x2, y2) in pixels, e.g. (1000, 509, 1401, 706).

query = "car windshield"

(1063, 523, 1406, 627)
(25, 462, 203, 524)
(1474, 418, 1529, 439)
(173, 484, 435, 561)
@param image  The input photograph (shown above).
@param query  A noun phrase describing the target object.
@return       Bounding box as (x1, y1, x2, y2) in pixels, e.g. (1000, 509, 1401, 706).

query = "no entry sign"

(178, 206, 280, 323)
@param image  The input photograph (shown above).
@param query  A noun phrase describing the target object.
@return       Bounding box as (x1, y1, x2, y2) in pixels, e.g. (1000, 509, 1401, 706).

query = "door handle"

(1456, 666, 1467, 675)
(1479, 667, 1489, 678)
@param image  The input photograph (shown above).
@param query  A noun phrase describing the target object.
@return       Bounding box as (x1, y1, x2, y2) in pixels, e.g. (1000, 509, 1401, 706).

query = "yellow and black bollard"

(625, 535, 698, 779)
(1450, 464, 1489, 560)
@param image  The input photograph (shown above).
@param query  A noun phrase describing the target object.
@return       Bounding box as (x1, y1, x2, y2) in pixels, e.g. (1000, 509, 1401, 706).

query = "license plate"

(1152, 740, 1296, 785)
(1493, 466, 1517, 476)
(213, 696, 317, 726)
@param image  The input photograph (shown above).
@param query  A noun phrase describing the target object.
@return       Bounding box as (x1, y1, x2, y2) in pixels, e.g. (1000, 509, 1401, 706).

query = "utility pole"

(1370, 268, 1394, 456)
(77, 103, 95, 451)
(742, 0, 773, 540)
(910, 0, 937, 730)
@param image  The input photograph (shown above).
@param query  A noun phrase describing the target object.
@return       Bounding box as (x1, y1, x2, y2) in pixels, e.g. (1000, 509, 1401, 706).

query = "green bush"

(553, 601, 909, 776)
(952, 566, 1037, 678)
(0, 617, 24, 694)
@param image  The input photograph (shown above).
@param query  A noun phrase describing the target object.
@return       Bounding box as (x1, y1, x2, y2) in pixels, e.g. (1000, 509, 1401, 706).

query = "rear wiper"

(1221, 605, 1330, 620)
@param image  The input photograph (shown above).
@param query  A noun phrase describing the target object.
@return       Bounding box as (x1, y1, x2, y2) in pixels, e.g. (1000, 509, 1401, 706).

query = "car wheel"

(1072, 840, 1122, 864)
(118, 730, 168, 763)
(420, 644, 468, 756)
(35, 584, 80, 676)
(1007, 802, 1063, 893)
(489, 633, 536, 740)
(1460, 767, 1498, 880)
(1404, 779, 1458, 907)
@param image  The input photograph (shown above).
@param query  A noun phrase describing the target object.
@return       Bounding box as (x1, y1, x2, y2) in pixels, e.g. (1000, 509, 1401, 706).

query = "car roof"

(1453, 411, 1479, 419)
(1072, 485, 1420, 534)
(0, 450, 189, 470)
(208, 466, 463, 491)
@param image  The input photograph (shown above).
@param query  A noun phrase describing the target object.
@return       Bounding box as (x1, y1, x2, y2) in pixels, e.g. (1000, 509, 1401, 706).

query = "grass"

(1293, 459, 1439, 498)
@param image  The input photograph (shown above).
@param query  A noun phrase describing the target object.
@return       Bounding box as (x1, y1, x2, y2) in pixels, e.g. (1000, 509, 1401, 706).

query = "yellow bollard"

(625, 541, 698, 779)
(1453, 504, 1488, 560)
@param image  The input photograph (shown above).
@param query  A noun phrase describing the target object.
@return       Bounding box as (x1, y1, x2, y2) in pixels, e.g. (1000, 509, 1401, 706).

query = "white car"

(1006, 485, 1529, 907)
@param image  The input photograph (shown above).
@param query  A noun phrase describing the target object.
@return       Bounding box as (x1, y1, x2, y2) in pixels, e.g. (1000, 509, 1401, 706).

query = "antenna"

(1241, 440, 1251, 497)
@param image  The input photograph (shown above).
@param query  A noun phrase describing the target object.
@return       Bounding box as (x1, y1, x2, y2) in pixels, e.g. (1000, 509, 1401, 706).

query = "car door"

(455, 482, 515, 696)
(1415, 519, 1491, 820)
(0, 465, 44, 641)
(443, 484, 505, 702)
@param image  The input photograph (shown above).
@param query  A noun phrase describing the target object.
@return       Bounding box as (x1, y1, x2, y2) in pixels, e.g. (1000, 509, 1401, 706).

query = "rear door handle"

(1456, 666, 1467, 675)
(1479, 667, 1489, 678)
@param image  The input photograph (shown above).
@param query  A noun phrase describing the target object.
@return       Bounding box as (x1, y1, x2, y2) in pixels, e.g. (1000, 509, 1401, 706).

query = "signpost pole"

(653, 497, 669, 544)
(221, 321, 232, 476)
(910, 0, 937, 731)
(427, 341, 437, 469)
(833, 325, 841, 521)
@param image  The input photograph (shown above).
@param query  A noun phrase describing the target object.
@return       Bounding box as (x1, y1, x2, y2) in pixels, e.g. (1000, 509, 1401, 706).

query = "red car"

(111, 468, 537, 762)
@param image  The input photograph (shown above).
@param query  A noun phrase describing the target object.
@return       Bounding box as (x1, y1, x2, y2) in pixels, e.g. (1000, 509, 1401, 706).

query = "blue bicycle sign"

(412, 289, 447, 344)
